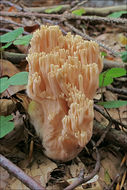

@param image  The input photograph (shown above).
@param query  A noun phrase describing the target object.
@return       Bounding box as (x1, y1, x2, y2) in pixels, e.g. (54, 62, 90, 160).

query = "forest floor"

(0, 0, 127, 190)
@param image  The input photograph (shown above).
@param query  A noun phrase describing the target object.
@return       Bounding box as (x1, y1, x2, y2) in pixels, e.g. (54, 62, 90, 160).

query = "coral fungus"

(27, 25, 103, 161)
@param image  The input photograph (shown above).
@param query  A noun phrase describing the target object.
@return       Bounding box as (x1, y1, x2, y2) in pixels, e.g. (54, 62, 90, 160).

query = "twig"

(94, 105, 127, 129)
(0, 16, 24, 27)
(1, 51, 27, 64)
(103, 59, 126, 69)
(0, 11, 62, 19)
(106, 86, 127, 96)
(0, 28, 12, 33)
(1, 11, 127, 25)
(93, 120, 127, 151)
(70, 0, 88, 11)
(94, 104, 127, 129)
(80, 16, 127, 25)
(7, 4, 126, 17)
(64, 21, 119, 57)
(67, 14, 127, 25)
(64, 141, 100, 190)
(75, 5, 127, 16)
(96, 122, 112, 147)
(0, 0, 23, 11)
(24, 4, 70, 13)
(0, 154, 46, 190)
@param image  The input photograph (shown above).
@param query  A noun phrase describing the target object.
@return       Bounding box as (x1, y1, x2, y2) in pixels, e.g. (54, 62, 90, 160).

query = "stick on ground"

(0, 154, 46, 190)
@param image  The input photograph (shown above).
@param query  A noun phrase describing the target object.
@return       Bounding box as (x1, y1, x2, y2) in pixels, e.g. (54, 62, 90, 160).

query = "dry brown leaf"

(24, 24, 40, 33)
(100, 90, 127, 125)
(99, 150, 123, 187)
(94, 110, 109, 126)
(66, 178, 84, 190)
(16, 44, 29, 54)
(0, 59, 19, 77)
(98, 150, 124, 189)
(0, 99, 16, 116)
(47, 184, 63, 190)
(20, 0, 62, 6)
(69, 157, 87, 178)
(82, 181, 102, 190)
(0, 59, 26, 96)
(0, 111, 25, 148)
(8, 154, 57, 189)
(96, 33, 122, 52)
(16, 93, 31, 112)
(104, 90, 117, 101)
(67, 176, 102, 190)
(0, 145, 26, 160)
(101, 152, 121, 180)
(107, 105, 127, 126)
(67, 158, 102, 190)
(0, 166, 10, 190)
(5, 85, 26, 97)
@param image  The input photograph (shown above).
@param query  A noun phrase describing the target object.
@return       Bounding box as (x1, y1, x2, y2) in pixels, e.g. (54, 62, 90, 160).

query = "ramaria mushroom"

(27, 25, 103, 161)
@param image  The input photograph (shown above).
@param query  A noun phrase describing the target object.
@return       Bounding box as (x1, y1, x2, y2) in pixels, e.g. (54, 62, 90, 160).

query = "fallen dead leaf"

(0, 111, 25, 148)
(16, 93, 31, 112)
(98, 149, 125, 189)
(67, 176, 102, 190)
(69, 157, 87, 178)
(0, 99, 16, 116)
(0, 166, 10, 190)
(0, 145, 26, 160)
(66, 158, 102, 190)
(107, 105, 127, 126)
(8, 153, 57, 189)
(20, 0, 62, 6)
(101, 151, 122, 180)
(0, 59, 19, 77)
(96, 33, 122, 52)
(16, 44, 29, 54)
(94, 110, 109, 126)
(82, 181, 102, 190)
(0, 59, 26, 97)
(24, 24, 40, 33)
(104, 90, 117, 101)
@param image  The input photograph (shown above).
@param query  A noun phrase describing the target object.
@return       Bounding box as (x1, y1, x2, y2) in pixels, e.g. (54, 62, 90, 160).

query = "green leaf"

(13, 34, 32, 46)
(104, 170, 111, 185)
(101, 51, 107, 57)
(0, 115, 14, 138)
(121, 51, 127, 63)
(0, 42, 12, 50)
(0, 72, 28, 93)
(0, 77, 9, 93)
(99, 68, 126, 87)
(8, 72, 28, 85)
(72, 8, 85, 16)
(0, 28, 24, 43)
(98, 100, 127, 108)
(106, 68, 126, 78)
(108, 11, 127, 18)
(99, 72, 113, 87)
(45, 5, 63, 13)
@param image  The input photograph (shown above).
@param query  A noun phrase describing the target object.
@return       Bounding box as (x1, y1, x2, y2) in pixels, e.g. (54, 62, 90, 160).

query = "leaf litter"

(0, 0, 127, 190)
